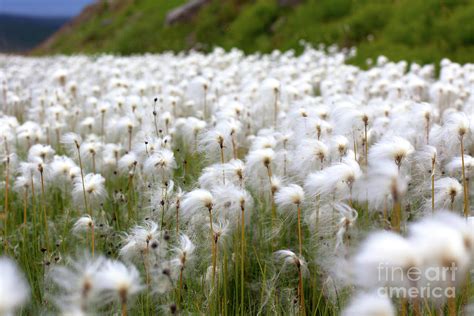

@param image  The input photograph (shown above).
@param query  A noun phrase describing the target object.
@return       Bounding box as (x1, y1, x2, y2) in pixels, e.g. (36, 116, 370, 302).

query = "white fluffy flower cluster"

(1, 46, 474, 314)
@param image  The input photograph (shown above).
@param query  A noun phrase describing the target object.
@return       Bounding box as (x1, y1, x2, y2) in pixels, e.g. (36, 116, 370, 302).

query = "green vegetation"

(0, 149, 342, 315)
(36, 0, 474, 66)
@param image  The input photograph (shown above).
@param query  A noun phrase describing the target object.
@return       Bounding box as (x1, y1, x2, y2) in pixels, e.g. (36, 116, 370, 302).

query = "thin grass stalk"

(265, 163, 276, 224)
(183, 157, 188, 183)
(234, 238, 239, 313)
(466, 178, 470, 215)
(447, 293, 456, 316)
(160, 187, 166, 229)
(144, 246, 150, 285)
(410, 280, 421, 316)
(121, 296, 127, 316)
(352, 130, 357, 161)
(176, 199, 180, 235)
(316, 196, 321, 230)
(113, 197, 120, 230)
(363, 118, 369, 165)
(76, 142, 90, 215)
(144, 250, 152, 313)
(412, 298, 421, 316)
(273, 89, 279, 127)
(297, 204, 303, 257)
(219, 139, 226, 184)
(421, 298, 432, 316)
(127, 173, 134, 223)
(462, 275, 471, 311)
(400, 298, 407, 316)
(460, 135, 469, 217)
(177, 266, 184, 309)
(128, 126, 133, 152)
(393, 199, 401, 233)
(153, 112, 159, 138)
(101, 111, 105, 140)
(3, 155, 9, 252)
(425, 115, 430, 144)
(194, 133, 198, 153)
(231, 132, 238, 160)
(431, 159, 435, 212)
(208, 206, 216, 287)
(240, 203, 245, 314)
(223, 248, 228, 316)
(39, 165, 50, 250)
(214, 235, 219, 302)
(297, 264, 305, 316)
(30, 174, 37, 228)
(90, 223, 95, 257)
(55, 129, 61, 150)
(23, 187, 28, 225)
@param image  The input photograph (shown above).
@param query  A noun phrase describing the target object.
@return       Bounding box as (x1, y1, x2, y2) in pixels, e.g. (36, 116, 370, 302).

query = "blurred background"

(1, 0, 473, 66)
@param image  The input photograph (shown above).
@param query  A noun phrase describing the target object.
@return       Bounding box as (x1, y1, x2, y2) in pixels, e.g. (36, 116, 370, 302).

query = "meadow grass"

(0, 148, 341, 315)
(1, 47, 474, 315)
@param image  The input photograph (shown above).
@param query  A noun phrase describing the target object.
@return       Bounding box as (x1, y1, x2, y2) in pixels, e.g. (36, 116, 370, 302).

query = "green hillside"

(35, 0, 474, 66)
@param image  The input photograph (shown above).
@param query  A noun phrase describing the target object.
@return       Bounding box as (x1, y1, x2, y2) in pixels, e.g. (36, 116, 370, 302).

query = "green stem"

(3, 157, 9, 253)
(76, 144, 90, 215)
(240, 206, 245, 314)
(297, 204, 303, 257)
(39, 169, 50, 251)
(461, 136, 469, 217)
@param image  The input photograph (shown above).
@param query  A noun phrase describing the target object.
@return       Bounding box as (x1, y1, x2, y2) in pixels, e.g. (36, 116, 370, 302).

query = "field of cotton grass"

(0, 46, 474, 315)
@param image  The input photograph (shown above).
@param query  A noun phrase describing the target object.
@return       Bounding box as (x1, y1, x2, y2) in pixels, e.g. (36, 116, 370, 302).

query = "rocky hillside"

(34, 0, 474, 66)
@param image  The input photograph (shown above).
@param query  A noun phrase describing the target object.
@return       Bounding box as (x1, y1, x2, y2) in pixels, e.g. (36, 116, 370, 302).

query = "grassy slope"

(36, 0, 474, 66)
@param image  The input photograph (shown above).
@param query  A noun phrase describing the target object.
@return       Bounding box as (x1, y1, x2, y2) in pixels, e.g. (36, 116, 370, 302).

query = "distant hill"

(0, 14, 69, 53)
(34, 0, 474, 66)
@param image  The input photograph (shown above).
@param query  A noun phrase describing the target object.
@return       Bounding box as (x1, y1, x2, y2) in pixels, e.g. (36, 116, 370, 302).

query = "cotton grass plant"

(0, 47, 473, 315)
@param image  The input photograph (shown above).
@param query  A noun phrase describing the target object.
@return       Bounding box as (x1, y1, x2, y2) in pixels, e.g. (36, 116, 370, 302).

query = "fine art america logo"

(376, 263, 470, 299)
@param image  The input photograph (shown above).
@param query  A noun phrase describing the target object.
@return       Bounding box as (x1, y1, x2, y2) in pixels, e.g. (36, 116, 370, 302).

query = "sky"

(0, 0, 94, 17)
